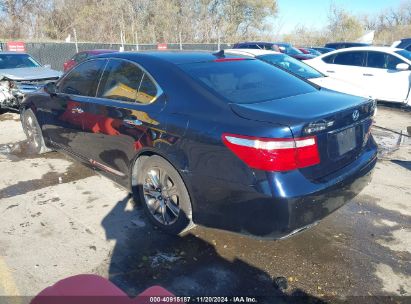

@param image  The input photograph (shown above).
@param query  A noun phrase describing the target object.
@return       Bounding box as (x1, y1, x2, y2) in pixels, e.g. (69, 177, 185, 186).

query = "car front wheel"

(21, 109, 50, 154)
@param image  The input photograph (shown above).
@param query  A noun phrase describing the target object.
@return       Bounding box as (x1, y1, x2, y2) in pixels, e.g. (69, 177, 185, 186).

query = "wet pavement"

(0, 106, 410, 303)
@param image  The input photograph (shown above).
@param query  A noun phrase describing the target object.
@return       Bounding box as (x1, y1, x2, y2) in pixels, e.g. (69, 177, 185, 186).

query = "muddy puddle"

(99, 194, 411, 299)
(371, 126, 410, 157)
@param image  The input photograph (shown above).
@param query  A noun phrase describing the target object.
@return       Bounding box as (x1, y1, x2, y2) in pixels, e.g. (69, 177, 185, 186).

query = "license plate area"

(329, 126, 360, 158)
(336, 127, 356, 155)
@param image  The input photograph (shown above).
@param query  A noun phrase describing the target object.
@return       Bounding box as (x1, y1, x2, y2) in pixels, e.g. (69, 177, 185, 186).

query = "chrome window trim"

(100, 57, 164, 105)
(57, 58, 108, 97)
(57, 57, 164, 105)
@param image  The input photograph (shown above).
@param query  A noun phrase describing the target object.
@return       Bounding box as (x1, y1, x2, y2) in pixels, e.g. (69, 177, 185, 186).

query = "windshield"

(257, 54, 323, 79)
(282, 46, 303, 55)
(179, 59, 316, 104)
(0, 54, 41, 69)
(308, 49, 321, 56)
(395, 49, 411, 61)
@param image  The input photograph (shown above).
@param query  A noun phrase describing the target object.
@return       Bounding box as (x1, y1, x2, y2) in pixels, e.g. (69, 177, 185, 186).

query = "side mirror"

(396, 63, 410, 71)
(44, 82, 57, 96)
(44, 64, 52, 69)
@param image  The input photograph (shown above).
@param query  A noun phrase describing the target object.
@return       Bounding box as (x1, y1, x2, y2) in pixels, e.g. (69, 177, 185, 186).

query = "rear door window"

(59, 59, 106, 96)
(179, 59, 316, 104)
(333, 51, 365, 67)
(97, 59, 159, 104)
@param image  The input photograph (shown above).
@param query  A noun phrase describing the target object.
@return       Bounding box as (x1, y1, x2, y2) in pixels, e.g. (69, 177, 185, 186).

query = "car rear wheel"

(22, 109, 50, 154)
(136, 155, 194, 235)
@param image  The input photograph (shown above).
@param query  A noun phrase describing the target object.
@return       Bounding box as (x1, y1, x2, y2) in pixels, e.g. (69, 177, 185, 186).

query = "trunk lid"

(230, 90, 375, 179)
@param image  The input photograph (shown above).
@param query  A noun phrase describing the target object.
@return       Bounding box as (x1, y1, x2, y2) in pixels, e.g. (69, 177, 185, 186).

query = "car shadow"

(391, 159, 411, 171)
(101, 195, 327, 304)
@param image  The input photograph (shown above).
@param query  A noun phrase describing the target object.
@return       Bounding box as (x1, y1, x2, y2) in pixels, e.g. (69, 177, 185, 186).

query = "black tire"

(136, 155, 195, 235)
(21, 109, 51, 154)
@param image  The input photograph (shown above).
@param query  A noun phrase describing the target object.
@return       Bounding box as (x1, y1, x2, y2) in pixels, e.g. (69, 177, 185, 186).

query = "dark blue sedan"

(20, 51, 377, 239)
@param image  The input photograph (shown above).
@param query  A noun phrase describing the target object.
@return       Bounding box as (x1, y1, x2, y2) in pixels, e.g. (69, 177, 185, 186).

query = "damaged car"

(0, 52, 62, 110)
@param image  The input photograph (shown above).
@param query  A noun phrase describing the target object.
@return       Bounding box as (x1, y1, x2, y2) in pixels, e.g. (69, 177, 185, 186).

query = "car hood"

(0, 67, 62, 81)
(309, 77, 373, 99)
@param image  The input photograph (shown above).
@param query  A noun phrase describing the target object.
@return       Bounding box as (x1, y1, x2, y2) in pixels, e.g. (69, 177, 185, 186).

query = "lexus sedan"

(21, 51, 377, 239)
(305, 46, 411, 105)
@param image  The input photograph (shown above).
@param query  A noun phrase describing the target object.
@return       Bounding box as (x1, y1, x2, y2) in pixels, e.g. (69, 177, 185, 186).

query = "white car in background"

(224, 48, 372, 100)
(304, 46, 411, 106)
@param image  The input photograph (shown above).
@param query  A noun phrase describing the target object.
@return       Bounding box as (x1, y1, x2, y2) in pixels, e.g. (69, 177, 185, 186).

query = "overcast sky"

(276, 0, 403, 34)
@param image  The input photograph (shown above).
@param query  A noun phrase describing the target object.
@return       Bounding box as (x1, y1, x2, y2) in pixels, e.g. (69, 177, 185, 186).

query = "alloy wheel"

(25, 115, 40, 149)
(143, 168, 181, 225)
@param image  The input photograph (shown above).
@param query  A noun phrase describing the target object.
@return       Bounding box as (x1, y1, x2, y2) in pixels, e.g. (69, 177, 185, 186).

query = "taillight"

(222, 133, 320, 172)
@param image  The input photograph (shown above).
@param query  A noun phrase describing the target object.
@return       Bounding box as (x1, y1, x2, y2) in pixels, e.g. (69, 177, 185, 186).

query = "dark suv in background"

(233, 42, 315, 60)
(392, 38, 411, 51)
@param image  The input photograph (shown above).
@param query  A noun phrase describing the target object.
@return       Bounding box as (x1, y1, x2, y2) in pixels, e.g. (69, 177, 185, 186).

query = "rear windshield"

(179, 59, 316, 104)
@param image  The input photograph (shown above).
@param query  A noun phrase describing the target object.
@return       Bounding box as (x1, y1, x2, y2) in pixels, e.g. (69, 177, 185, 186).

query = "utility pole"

(179, 31, 183, 50)
(217, 28, 221, 50)
(73, 28, 79, 53)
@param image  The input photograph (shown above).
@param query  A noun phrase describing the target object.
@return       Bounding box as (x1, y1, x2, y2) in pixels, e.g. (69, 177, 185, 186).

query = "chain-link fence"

(0, 42, 233, 71)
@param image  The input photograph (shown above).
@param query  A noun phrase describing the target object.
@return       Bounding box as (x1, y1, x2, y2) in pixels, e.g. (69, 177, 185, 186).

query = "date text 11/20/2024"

(149, 296, 258, 303)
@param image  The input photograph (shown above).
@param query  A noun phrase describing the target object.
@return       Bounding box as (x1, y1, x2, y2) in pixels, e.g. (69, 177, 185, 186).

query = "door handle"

(326, 70, 335, 73)
(123, 118, 142, 126)
(363, 73, 374, 76)
(71, 107, 84, 114)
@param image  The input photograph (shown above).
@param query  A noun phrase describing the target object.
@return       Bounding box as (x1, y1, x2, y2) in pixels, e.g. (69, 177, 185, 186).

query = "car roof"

(325, 42, 369, 45)
(0, 52, 30, 55)
(323, 46, 403, 55)
(235, 41, 291, 46)
(236, 41, 274, 45)
(84, 49, 117, 54)
(313, 47, 335, 49)
(224, 48, 281, 57)
(96, 50, 251, 65)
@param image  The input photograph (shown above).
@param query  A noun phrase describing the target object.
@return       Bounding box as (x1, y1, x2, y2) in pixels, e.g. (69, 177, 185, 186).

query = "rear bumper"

(190, 145, 377, 239)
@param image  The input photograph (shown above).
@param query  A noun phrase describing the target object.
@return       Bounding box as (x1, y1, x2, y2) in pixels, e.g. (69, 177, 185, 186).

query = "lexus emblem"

(352, 110, 360, 121)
